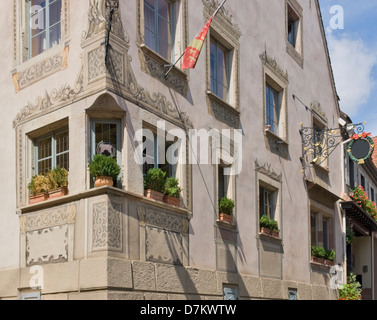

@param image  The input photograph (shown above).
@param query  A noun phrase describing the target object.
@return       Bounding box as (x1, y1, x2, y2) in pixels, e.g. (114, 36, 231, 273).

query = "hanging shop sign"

(348, 132, 375, 165)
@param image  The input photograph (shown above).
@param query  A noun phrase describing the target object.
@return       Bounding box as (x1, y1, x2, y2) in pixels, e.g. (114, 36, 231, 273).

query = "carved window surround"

(285, 0, 304, 68)
(12, 0, 71, 92)
(203, 0, 241, 118)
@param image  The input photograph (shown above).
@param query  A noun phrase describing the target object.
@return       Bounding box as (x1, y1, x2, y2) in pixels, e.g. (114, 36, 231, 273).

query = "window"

(285, 0, 303, 67)
(311, 211, 333, 251)
(90, 120, 122, 185)
(265, 84, 280, 135)
(259, 186, 277, 220)
(360, 174, 366, 189)
(264, 76, 286, 140)
(287, 6, 299, 48)
(142, 127, 177, 177)
(349, 156, 355, 189)
(218, 163, 230, 201)
(371, 187, 375, 202)
(28, 0, 62, 59)
(210, 37, 230, 102)
(144, 0, 175, 61)
(35, 128, 69, 174)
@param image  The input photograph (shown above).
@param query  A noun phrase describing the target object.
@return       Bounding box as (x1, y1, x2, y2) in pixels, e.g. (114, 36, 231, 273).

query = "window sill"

(265, 128, 288, 146)
(313, 162, 330, 174)
(139, 45, 188, 96)
(216, 219, 237, 230)
(310, 258, 334, 269)
(259, 232, 282, 244)
(207, 91, 240, 127)
(286, 41, 304, 68)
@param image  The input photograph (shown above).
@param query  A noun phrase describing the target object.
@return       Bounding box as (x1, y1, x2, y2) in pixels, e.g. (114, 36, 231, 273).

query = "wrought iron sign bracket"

(299, 122, 366, 170)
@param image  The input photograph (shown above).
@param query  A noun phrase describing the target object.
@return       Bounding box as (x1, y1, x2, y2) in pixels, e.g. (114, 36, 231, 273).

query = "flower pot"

(145, 189, 164, 202)
(48, 186, 68, 200)
(311, 256, 325, 264)
(29, 193, 49, 204)
(271, 230, 280, 238)
(95, 176, 114, 188)
(325, 259, 335, 267)
(163, 195, 181, 207)
(219, 213, 233, 224)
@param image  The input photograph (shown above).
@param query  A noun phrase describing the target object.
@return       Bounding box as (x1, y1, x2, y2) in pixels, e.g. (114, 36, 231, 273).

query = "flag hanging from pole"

(181, 0, 227, 70)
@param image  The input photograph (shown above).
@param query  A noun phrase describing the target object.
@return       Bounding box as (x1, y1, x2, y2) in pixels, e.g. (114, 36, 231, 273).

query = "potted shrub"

(311, 245, 326, 264)
(46, 166, 69, 199)
(219, 197, 235, 224)
(28, 174, 49, 204)
(259, 215, 279, 238)
(163, 177, 182, 207)
(144, 168, 167, 202)
(89, 154, 121, 187)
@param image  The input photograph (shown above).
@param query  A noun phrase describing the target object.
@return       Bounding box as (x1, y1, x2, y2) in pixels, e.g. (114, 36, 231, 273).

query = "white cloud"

(327, 34, 377, 117)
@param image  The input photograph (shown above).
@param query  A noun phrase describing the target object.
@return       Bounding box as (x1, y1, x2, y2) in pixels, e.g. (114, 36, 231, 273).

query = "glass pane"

(49, 0, 62, 27)
(56, 152, 69, 171)
(38, 137, 52, 160)
(38, 158, 52, 175)
(31, 32, 47, 57)
(158, 0, 169, 19)
(31, 7, 46, 37)
(56, 131, 69, 154)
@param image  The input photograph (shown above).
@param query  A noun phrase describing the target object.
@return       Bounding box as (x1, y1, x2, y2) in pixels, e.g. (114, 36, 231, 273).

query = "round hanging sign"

(348, 132, 374, 165)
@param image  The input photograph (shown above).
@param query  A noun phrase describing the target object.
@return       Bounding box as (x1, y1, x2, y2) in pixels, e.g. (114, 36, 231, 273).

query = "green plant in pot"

(164, 177, 182, 207)
(89, 154, 121, 188)
(46, 166, 69, 198)
(144, 168, 167, 202)
(219, 197, 235, 224)
(28, 174, 50, 204)
(311, 245, 326, 263)
(259, 214, 279, 237)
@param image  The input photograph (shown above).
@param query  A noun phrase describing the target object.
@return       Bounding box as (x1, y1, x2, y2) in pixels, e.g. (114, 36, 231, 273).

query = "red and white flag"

(181, 0, 227, 70)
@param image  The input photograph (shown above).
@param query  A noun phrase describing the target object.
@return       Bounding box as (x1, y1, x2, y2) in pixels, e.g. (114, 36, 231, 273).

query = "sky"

(318, 0, 377, 137)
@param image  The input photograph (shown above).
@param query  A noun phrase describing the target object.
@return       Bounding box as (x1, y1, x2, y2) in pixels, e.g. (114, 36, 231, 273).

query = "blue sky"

(319, 1, 377, 136)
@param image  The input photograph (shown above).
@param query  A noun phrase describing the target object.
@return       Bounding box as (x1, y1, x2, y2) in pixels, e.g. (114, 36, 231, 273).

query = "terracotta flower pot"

(311, 256, 325, 264)
(219, 213, 233, 224)
(145, 189, 164, 202)
(163, 195, 181, 207)
(29, 193, 49, 204)
(260, 227, 272, 236)
(48, 186, 68, 200)
(95, 176, 114, 188)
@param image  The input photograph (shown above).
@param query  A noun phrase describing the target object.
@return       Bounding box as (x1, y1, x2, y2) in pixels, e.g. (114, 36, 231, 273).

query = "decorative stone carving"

(92, 201, 122, 251)
(310, 101, 328, 123)
(83, 0, 107, 40)
(255, 160, 282, 183)
(260, 52, 289, 83)
(13, 67, 84, 128)
(207, 93, 240, 128)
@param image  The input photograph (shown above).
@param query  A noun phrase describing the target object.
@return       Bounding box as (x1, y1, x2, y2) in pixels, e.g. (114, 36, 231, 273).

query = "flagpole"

(164, 0, 227, 78)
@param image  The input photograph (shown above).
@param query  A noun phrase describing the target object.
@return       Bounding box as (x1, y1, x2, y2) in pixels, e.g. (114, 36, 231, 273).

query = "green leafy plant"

(28, 174, 50, 196)
(219, 197, 235, 216)
(338, 273, 362, 300)
(144, 168, 167, 193)
(311, 246, 326, 259)
(260, 214, 279, 232)
(89, 155, 121, 180)
(164, 177, 182, 198)
(46, 166, 68, 190)
(346, 224, 355, 245)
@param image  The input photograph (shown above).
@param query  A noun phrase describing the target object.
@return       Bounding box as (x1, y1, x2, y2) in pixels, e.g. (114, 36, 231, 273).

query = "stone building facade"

(0, 0, 344, 300)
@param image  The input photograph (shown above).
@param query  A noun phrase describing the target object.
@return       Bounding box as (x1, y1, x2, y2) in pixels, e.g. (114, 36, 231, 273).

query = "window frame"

(34, 127, 69, 175)
(310, 207, 334, 252)
(210, 36, 230, 103)
(144, 0, 176, 62)
(90, 119, 122, 186)
(259, 185, 277, 220)
(285, 0, 303, 67)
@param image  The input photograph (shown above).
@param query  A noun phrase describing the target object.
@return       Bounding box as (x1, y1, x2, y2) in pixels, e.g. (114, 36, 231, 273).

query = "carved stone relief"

(255, 160, 282, 183)
(92, 200, 122, 252)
